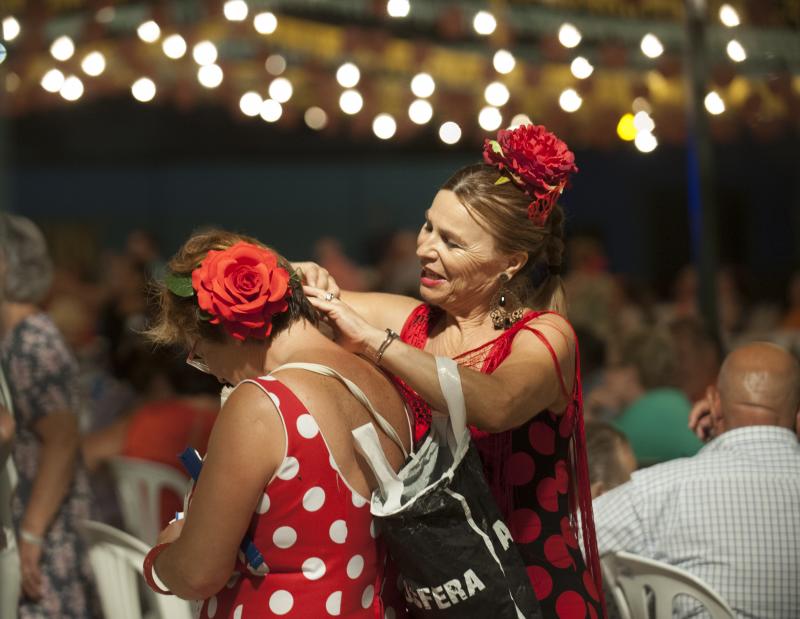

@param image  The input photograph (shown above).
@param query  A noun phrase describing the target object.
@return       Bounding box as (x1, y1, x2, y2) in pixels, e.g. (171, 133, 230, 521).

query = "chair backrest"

(109, 456, 189, 545)
(77, 520, 193, 619)
(602, 551, 735, 619)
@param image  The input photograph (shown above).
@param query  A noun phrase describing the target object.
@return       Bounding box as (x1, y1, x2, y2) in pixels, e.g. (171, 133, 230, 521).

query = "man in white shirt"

(593, 342, 800, 618)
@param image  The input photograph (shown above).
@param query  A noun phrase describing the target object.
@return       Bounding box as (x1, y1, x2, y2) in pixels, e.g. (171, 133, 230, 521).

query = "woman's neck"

(432, 305, 499, 355)
(1, 302, 39, 337)
(263, 320, 337, 371)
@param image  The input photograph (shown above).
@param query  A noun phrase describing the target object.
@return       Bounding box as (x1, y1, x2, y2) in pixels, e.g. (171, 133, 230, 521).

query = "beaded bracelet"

(143, 543, 174, 595)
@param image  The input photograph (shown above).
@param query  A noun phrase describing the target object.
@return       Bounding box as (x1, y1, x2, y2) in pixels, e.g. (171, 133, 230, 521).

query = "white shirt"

(593, 426, 800, 619)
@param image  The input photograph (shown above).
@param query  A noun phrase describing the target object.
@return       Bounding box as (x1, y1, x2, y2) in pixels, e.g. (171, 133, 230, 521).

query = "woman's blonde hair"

(146, 229, 316, 348)
(442, 163, 567, 314)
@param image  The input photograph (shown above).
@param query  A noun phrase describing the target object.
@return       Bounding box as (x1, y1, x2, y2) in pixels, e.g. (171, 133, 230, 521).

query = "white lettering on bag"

(400, 569, 487, 610)
(443, 579, 468, 604)
(431, 586, 451, 609)
(493, 519, 514, 551)
(464, 569, 487, 596)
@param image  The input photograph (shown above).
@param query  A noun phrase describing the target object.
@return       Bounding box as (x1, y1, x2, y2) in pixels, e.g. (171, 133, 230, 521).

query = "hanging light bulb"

(223, 0, 249, 22)
(2, 16, 21, 41)
(439, 121, 462, 145)
(50, 35, 75, 62)
(484, 82, 510, 107)
(305, 107, 328, 130)
(197, 64, 223, 89)
(268, 77, 292, 103)
(719, 4, 740, 27)
(260, 99, 283, 123)
(339, 90, 363, 115)
(634, 131, 657, 153)
(558, 88, 582, 113)
(131, 77, 156, 102)
(41, 68, 65, 93)
(408, 99, 433, 125)
(81, 51, 106, 77)
(726, 39, 746, 62)
(239, 91, 263, 117)
(372, 114, 397, 140)
(704, 91, 725, 115)
(641, 34, 664, 59)
(59, 75, 84, 101)
(192, 41, 218, 66)
(473, 11, 497, 36)
(162, 34, 187, 59)
(558, 23, 581, 48)
(570, 57, 594, 79)
(137, 20, 160, 43)
(254, 12, 278, 34)
(336, 63, 360, 88)
(386, 0, 410, 18)
(411, 73, 435, 98)
(493, 50, 516, 74)
(478, 106, 503, 131)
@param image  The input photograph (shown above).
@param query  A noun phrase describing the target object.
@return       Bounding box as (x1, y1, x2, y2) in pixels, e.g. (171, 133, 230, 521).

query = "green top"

(613, 388, 704, 467)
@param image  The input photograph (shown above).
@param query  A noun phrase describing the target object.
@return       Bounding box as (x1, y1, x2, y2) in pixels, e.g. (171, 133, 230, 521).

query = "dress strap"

(270, 363, 410, 459)
(519, 326, 571, 400)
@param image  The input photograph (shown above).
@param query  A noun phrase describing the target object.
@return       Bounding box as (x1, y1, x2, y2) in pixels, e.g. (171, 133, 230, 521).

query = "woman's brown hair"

(442, 163, 567, 314)
(146, 229, 316, 348)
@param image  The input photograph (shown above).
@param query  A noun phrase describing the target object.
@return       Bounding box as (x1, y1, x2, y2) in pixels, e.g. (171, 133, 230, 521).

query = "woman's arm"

(22, 412, 80, 538)
(81, 415, 132, 473)
(153, 383, 284, 599)
(309, 295, 576, 432)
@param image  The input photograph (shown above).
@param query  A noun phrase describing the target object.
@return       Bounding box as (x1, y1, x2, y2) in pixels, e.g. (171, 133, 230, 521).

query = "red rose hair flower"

(191, 241, 291, 342)
(483, 124, 578, 225)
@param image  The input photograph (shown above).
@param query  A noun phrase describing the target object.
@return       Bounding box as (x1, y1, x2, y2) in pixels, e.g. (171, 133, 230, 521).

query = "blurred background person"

(668, 316, 724, 404)
(0, 214, 95, 618)
(585, 421, 637, 499)
(590, 327, 704, 466)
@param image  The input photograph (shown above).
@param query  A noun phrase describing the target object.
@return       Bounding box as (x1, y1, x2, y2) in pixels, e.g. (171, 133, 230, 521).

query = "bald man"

(593, 342, 800, 618)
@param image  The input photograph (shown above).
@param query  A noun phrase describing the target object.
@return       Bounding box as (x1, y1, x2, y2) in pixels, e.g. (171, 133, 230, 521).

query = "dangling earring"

(490, 274, 524, 330)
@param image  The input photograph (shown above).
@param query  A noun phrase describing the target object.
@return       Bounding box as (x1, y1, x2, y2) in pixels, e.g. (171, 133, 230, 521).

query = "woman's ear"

(503, 251, 529, 280)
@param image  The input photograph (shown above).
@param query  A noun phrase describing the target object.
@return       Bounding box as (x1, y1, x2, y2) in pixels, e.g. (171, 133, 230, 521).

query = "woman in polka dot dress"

(302, 125, 606, 617)
(142, 230, 412, 618)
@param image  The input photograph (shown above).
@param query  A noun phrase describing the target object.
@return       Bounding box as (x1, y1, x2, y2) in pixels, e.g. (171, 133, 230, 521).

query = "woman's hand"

(304, 286, 384, 356)
(19, 539, 43, 600)
(291, 262, 340, 298)
(156, 519, 185, 545)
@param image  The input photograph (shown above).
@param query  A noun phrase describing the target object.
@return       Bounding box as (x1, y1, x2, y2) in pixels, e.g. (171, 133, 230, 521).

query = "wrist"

(20, 529, 45, 545)
(361, 326, 388, 358)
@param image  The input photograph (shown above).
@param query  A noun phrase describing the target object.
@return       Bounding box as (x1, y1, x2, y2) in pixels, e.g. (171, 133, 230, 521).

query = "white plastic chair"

(602, 551, 735, 619)
(78, 520, 193, 619)
(109, 457, 190, 545)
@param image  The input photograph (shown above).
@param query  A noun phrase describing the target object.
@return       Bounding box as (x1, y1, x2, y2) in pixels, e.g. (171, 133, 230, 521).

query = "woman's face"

(416, 190, 514, 317)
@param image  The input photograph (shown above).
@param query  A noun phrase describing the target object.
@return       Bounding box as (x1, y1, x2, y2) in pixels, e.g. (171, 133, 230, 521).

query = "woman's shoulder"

(506, 311, 577, 362)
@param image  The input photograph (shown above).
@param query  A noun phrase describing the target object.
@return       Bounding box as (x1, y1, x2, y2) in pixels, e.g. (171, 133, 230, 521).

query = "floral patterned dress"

(393, 305, 605, 619)
(0, 313, 96, 619)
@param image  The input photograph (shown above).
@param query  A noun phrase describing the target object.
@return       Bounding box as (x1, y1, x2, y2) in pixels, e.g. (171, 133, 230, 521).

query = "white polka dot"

(302, 557, 326, 581)
(385, 608, 396, 619)
(370, 519, 378, 538)
(226, 573, 240, 588)
(326, 591, 342, 616)
(268, 392, 281, 409)
(233, 604, 243, 619)
(347, 554, 365, 579)
(256, 493, 270, 514)
(352, 492, 368, 508)
(302, 487, 326, 512)
(268, 590, 294, 615)
(296, 413, 319, 438)
(276, 456, 299, 480)
(207, 595, 218, 618)
(329, 520, 347, 544)
(273, 526, 297, 549)
(362, 584, 375, 609)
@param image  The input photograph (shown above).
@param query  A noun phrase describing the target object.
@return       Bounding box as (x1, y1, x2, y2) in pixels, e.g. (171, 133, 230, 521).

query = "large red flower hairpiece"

(483, 124, 578, 226)
(190, 242, 292, 342)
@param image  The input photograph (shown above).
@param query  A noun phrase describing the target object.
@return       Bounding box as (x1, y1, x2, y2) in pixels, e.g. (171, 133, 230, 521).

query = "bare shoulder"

(341, 291, 423, 333)
(213, 381, 285, 441)
(508, 312, 576, 363)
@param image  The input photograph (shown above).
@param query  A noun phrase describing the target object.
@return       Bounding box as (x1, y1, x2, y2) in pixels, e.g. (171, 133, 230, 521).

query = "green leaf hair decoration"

(165, 273, 195, 298)
(494, 175, 512, 185)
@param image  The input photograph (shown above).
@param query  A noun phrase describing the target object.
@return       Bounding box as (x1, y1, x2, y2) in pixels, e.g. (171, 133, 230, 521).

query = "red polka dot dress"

(393, 305, 605, 619)
(195, 375, 392, 619)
